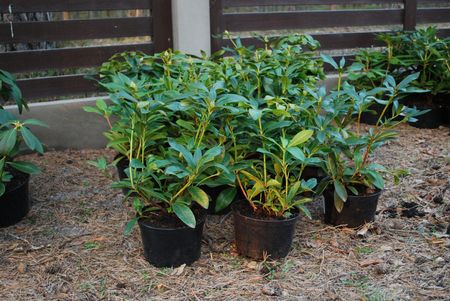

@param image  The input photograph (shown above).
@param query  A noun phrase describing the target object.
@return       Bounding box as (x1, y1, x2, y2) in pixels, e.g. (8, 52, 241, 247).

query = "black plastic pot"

(409, 105, 444, 129)
(0, 172, 31, 227)
(359, 103, 386, 125)
(323, 189, 381, 228)
(403, 94, 444, 129)
(233, 202, 299, 260)
(138, 213, 206, 267)
(115, 155, 129, 181)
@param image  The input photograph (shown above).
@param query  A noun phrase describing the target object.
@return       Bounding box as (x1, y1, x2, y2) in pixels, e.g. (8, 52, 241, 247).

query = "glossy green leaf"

(215, 187, 237, 213)
(333, 180, 348, 203)
(8, 161, 40, 174)
(20, 127, 44, 154)
(188, 186, 209, 209)
(124, 217, 138, 236)
(0, 128, 17, 155)
(172, 203, 196, 228)
(288, 130, 313, 148)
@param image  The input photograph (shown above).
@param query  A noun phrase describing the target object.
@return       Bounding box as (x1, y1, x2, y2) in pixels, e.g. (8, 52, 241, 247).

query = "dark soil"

(140, 207, 206, 229)
(4, 169, 29, 194)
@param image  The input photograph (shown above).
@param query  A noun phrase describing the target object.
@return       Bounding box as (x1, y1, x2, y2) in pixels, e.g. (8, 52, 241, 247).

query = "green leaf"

(288, 130, 313, 148)
(8, 161, 40, 174)
(168, 140, 195, 168)
(333, 180, 348, 203)
(320, 54, 338, 69)
(188, 186, 209, 209)
(172, 203, 196, 228)
(215, 187, 237, 213)
(367, 170, 384, 190)
(22, 119, 48, 127)
(83, 106, 102, 115)
(0, 182, 5, 197)
(20, 127, 44, 154)
(297, 204, 312, 219)
(124, 217, 138, 236)
(0, 128, 17, 155)
(334, 195, 344, 213)
(287, 147, 305, 162)
(249, 109, 262, 120)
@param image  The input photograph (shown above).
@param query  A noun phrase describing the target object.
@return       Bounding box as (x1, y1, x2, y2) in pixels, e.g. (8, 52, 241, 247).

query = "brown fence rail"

(0, 0, 172, 100)
(210, 0, 450, 53)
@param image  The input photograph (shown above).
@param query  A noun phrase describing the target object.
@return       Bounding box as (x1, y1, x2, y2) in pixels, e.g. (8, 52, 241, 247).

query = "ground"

(0, 124, 449, 301)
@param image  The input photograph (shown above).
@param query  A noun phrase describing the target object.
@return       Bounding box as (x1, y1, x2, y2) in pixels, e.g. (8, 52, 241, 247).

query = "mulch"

(0, 124, 449, 300)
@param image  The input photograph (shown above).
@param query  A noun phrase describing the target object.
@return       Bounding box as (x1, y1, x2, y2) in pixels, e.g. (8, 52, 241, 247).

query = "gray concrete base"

(5, 97, 110, 150)
(4, 76, 340, 150)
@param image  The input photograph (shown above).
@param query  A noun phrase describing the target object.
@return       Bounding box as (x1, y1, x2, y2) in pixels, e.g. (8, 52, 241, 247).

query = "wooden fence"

(0, 0, 172, 100)
(210, 0, 450, 52)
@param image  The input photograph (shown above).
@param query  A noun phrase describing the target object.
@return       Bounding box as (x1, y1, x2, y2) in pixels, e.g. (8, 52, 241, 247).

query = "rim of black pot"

(325, 188, 383, 199)
(2, 171, 30, 197)
(137, 211, 207, 231)
(232, 201, 299, 224)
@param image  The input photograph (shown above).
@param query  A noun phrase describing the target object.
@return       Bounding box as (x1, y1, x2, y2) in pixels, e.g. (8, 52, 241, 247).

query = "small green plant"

(0, 70, 46, 196)
(317, 59, 425, 211)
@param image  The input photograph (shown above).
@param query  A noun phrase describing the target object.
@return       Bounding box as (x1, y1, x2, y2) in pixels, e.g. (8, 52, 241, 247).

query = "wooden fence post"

(210, 0, 223, 53)
(152, 0, 173, 53)
(403, 0, 417, 31)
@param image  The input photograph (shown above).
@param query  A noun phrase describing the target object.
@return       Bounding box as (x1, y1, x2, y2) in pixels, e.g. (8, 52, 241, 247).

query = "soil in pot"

(233, 201, 299, 260)
(0, 170, 31, 227)
(138, 208, 206, 267)
(404, 94, 444, 129)
(323, 188, 381, 228)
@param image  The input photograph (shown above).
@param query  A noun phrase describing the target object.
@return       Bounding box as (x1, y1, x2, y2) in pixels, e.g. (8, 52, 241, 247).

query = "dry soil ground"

(0, 124, 449, 301)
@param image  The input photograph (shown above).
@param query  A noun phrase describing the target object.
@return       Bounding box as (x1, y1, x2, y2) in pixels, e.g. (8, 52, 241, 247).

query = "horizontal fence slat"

(18, 75, 100, 100)
(224, 0, 403, 7)
(417, 8, 450, 23)
(224, 31, 386, 50)
(224, 9, 403, 31)
(417, 0, 450, 4)
(0, 17, 152, 43)
(0, 0, 151, 13)
(0, 43, 154, 73)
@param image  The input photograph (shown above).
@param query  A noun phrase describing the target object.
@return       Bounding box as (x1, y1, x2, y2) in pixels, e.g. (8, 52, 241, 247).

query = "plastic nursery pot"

(138, 211, 206, 267)
(201, 185, 232, 215)
(114, 154, 138, 196)
(404, 93, 444, 129)
(359, 103, 386, 125)
(232, 201, 299, 260)
(0, 171, 31, 227)
(115, 154, 129, 182)
(409, 104, 444, 129)
(323, 188, 382, 228)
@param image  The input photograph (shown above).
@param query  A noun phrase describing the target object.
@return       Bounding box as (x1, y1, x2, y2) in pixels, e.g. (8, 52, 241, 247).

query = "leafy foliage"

(0, 70, 46, 196)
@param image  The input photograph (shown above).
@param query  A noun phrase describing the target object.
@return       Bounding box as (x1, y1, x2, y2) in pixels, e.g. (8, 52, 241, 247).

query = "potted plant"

(347, 28, 450, 128)
(230, 101, 317, 259)
(317, 73, 425, 227)
(110, 81, 239, 267)
(0, 70, 46, 227)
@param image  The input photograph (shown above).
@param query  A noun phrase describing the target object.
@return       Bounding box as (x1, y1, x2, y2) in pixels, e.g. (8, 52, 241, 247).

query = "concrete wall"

(172, 0, 211, 56)
(5, 97, 109, 150)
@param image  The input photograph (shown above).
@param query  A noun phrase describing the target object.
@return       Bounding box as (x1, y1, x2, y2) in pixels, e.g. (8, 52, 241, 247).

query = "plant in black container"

(347, 27, 450, 128)
(317, 74, 425, 227)
(113, 83, 237, 267)
(231, 104, 317, 259)
(0, 70, 46, 227)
